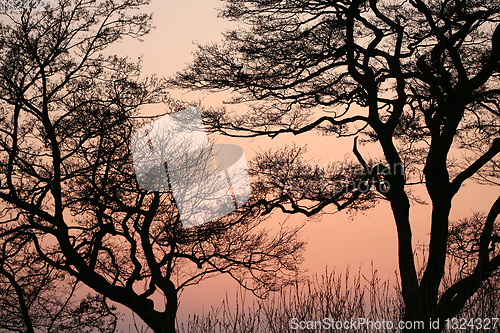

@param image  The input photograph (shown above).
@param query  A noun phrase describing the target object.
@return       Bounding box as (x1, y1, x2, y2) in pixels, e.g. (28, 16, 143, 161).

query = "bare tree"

(0, 249, 119, 333)
(0, 1, 305, 333)
(170, 0, 500, 330)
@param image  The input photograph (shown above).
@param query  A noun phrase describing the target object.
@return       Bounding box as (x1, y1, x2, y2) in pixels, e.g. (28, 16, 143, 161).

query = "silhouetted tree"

(0, 249, 118, 333)
(0, 1, 305, 333)
(171, 0, 500, 330)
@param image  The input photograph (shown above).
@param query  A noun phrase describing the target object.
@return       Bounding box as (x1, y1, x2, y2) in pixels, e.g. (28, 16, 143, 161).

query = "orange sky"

(106, 0, 500, 330)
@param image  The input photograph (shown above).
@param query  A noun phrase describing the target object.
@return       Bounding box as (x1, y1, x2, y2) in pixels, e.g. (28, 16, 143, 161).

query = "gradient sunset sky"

(108, 0, 500, 329)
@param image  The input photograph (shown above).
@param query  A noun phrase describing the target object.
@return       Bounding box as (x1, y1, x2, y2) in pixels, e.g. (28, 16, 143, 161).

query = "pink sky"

(107, 0, 500, 330)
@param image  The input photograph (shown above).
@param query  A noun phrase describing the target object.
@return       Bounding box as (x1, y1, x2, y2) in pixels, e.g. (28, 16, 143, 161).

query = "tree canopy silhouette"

(171, 0, 500, 330)
(0, 1, 305, 333)
(0, 254, 119, 333)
